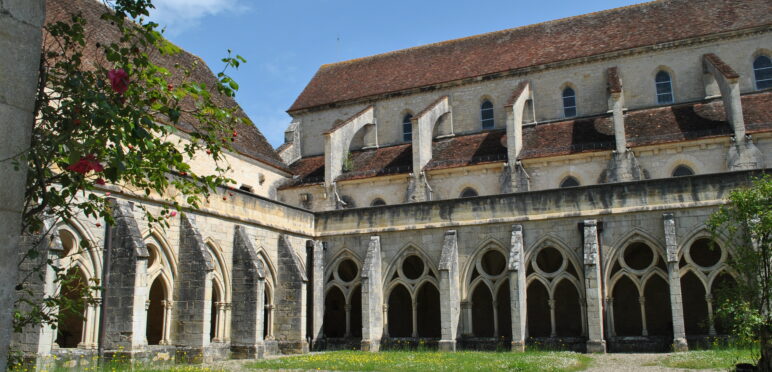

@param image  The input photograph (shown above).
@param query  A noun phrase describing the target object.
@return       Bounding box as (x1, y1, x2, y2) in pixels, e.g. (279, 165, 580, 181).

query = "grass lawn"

(657, 348, 757, 370)
(248, 350, 590, 372)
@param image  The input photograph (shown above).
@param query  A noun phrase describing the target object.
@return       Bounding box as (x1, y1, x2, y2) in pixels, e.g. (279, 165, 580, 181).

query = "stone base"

(511, 340, 525, 352)
(264, 340, 280, 356)
(672, 337, 689, 352)
(586, 340, 607, 353)
(438, 340, 456, 352)
(175, 347, 205, 364)
(361, 339, 380, 352)
(230, 343, 265, 359)
(277, 340, 309, 354)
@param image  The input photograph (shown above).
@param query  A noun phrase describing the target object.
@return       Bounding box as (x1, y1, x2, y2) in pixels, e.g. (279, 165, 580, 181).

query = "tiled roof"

(289, 0, 771, 112)
(282, 91, 772, 186)
(46, 0, 288, 171)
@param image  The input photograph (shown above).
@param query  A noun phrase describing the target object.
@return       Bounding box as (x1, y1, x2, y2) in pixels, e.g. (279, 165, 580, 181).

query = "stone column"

(174, 214, 215, 362)
(583, 220, 606, 353)
(0, 1, 45, 369)
(639, 297, 648, 336)
(508, 225, 527, 352)
(230, 225, 266, 359)
(161, 300, 173, 345)
(102, 200, 150, 356)
(549, 299, 557, 337)
(361, 236, 383, 352)
(11, 220, 63, 360)
(310, 241, 325, 348)
(344, 304, 352, 337)
(663, 213, 688, 351)
(275, 235, 309, 354)
(438, 230, 460, 351)
(460, 301, 472, 337)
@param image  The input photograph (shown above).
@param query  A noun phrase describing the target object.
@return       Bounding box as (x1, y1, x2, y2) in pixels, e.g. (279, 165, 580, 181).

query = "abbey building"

(13, 0, 772, 366)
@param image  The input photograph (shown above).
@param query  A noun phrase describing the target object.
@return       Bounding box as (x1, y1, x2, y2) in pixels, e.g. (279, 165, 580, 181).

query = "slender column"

(345, 303, 352, 337)
(217, 302, 227, 342)
(461, 301, 472, 337)
(382, 305, 389, 338)
(265, 304, 274, 339)
(583, 220, 606, 353)
(161, 300, 173, 345)
(493, 300, 500, 337)
(707, 295, 716, 336)
(548, 299, 557, 338)
(606, 298, 615, 337)
(411, 300, 419, 338)
(639, 296, 648, 336)
(79, 298, 93, 348)
(467, 302, 474, 336)
(90, 299, 102, 348)
(663, 213, 689, 351)
(580, 301, 588, 336)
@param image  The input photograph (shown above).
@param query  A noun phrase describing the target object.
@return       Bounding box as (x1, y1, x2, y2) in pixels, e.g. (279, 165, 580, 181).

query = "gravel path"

(584, 353, 723, 372)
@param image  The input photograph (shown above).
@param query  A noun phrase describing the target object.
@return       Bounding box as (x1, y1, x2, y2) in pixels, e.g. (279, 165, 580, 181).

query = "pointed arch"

(383, 242, 438, 288)
(256, 248, 278, 289)
(205, 238, 231, 302)
(605, 228, 666, 281)
(143, 227, 178, 278)
(461, 236, 508, 297)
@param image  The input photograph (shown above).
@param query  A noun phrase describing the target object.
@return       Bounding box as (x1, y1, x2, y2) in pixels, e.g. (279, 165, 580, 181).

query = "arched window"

(460, 187, 479, 198)
(340, 195, 355, 209)
(370, 198, 386, 206)
(672, 165, 694, 177)
(480, 100, 494, 129)
(754, 55, 772, 90)
(402, 114, 413, 142)
(655, 70, 674, 104)
(560, 176, 580, 188)
(562, 87, 576, 118)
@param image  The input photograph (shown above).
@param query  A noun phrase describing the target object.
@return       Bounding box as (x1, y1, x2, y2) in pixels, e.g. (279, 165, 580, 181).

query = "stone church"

(12, 0, 772, 366)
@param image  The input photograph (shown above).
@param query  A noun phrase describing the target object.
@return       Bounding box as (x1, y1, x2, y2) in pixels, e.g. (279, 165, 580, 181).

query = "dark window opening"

(560, 176, 580, 188)
(481, 100, 494, 129)
(754, 55, 772, 90)
(655, 70, 674, 104)
(562, 87, 576, 118)
(403, 114, 413, 142)
(672, 165, 694, 177)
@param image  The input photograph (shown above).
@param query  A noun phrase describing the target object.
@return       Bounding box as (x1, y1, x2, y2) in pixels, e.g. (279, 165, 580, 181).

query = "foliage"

(708, 174, 772, 369)
(248, 350, 590, 372)
(8, 0, 248, 341)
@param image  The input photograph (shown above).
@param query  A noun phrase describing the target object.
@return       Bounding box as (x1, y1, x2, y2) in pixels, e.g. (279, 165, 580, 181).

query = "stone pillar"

(583, 220, 606, 353)
(702, 53, 765, 170)
(361, 236, 383, 352)
(161, 300, 173, 345)
(11, 220, 63, 360)
(508, 225, 527, 352)
(230, 226, 266, 359)
(0, 1, 45, 369)
(275, 235, 309, 354)
(438, 230, 460, 351)
(310, 240, 325, 349)
(504, 82, 531, 193)
(663, 213, 688, 351)
(174, 214, 215, 362)
(102, 200, 150, 355)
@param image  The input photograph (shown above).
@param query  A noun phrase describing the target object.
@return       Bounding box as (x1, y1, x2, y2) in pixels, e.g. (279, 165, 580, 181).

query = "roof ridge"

(320, 0, 662, 70)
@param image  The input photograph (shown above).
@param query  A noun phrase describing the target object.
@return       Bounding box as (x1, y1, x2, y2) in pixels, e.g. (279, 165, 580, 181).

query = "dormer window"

(655, 70, 674, 104)
(562, 87, 576, 118)
(754, 55, 772, 90)
(480, 100, 494, 129)
(402, 114, 413, 142)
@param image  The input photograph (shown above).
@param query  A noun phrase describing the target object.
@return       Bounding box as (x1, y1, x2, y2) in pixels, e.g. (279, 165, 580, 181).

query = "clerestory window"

(655, 70, 674, 104)
(481, 100, 494, 129)
(402, 114, 413, 142)
(754, 55, 772, 90)
(562, 87, 576, 118)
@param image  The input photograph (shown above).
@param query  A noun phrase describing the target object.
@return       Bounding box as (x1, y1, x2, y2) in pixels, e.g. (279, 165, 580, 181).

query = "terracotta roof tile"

(289, 0, 771, 112)
(704, 53, 740, 79)
(46, 0, 287, 171)
(520, 117, 616, 159)
(425, 131, 508, 170)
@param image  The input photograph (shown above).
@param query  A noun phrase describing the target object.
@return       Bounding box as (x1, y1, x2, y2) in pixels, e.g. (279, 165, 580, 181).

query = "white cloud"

(149, 0, 246, 35)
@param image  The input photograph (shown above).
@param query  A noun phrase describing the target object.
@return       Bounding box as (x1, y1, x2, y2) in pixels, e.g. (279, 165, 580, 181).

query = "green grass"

(658, 348, 757, 369)
(248, 350, 590, 372)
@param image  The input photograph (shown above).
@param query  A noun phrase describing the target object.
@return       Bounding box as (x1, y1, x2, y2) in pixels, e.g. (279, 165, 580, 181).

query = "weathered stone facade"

(7, 0, 772, 367)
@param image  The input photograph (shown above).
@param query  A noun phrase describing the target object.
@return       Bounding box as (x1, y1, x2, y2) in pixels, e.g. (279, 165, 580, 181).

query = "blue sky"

(150, 0, 647, 148)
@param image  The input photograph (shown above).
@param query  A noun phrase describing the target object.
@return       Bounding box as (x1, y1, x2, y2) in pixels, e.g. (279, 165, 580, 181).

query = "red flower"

(105, 192, 111, 196)
(95, 178, 106, 185)
(108, 69, 129, 95)
(167, 84, 173, 91)
(67, 154, 104, 175)
(169, 211, 177, 217)
(96, 223, 102, 228)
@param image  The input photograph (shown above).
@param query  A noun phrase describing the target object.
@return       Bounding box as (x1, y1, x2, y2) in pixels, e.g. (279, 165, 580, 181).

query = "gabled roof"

(46, 0, 288, 171)
(289, 0, 772, 112)
(282, 91, 772, 187)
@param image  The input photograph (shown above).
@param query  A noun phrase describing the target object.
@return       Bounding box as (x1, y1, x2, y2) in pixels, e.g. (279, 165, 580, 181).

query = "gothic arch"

(382, 242, 438, 288)
(142, 228, 178, 277)
(461, 237, 508, 298)
(605, 228, 664, 280)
